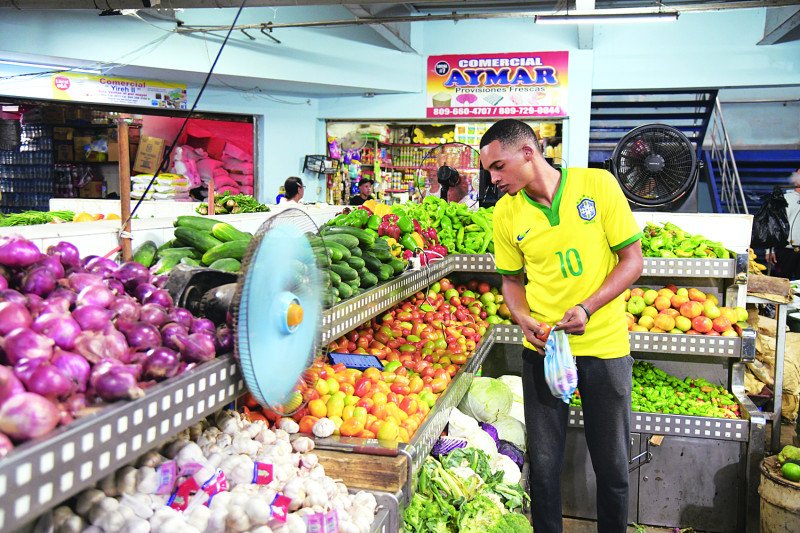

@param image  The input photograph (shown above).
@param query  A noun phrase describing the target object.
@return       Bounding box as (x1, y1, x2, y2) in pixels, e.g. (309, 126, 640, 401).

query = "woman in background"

(279, 176, 305, 205)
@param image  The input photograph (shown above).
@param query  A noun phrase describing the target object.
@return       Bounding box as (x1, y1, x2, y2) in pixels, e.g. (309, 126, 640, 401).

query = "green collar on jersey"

(522, 167, 566, 227)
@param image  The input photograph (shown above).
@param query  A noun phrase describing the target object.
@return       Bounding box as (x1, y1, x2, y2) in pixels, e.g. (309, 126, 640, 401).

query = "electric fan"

(165, 208, 324, 415)
(607, 124, 701, 212)
(415, 142, 482, 205)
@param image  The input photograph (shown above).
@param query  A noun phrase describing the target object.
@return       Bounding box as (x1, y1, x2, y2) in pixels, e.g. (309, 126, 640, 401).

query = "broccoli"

(457, 494, 505, 533)
(778, 445, 800, 466)
(488, 512, 534, 533)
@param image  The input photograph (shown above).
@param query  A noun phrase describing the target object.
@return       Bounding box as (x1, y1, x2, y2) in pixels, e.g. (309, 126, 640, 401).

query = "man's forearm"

(582, 241, 643, 315)
(501, 273, 531, 323)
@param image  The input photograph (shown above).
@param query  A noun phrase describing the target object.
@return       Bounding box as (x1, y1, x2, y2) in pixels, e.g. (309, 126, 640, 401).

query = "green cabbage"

(458, 377, 513, 423)
(492, 414, 526, 451)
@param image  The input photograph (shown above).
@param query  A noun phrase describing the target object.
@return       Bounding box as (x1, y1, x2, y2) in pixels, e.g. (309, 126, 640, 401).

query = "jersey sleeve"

(493, 200, 524, 275)
(598, 170, 642, 251)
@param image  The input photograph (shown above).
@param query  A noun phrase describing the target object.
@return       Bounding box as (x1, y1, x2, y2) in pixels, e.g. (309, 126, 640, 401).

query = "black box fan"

(607, 124, 701, 212)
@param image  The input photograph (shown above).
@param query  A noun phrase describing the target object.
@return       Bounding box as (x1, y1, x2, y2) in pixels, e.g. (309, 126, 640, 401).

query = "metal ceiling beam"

(343, 3, 416, 53)
(758, 6, 800, 45)
(576, 0, 595, 50)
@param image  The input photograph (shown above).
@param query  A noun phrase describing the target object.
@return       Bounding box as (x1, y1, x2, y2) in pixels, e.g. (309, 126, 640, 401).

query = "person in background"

(349, 177, 374, 206)
(480, 119, 643, 533)
(279, 177, 304, 205)
(766, 169, 800, 280)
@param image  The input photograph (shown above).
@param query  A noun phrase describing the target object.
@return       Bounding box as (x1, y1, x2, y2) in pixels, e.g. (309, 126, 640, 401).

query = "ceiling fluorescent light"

(0, 60, 101, 75)
(535, 12, 678, 25)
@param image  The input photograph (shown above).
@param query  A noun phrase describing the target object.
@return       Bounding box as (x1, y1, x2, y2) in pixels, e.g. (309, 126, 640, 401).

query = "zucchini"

(180, 257, 201, 267)
(326, 241, 352, 261)
(350, 246, 362, 257)
(152, 255, 180, 275)
(175, 215, 219, 232)
(211, 222, 252, 243)
(322, 226, 376, 248)
(361, 253, 383, 273)
(133, 240, 158, 268)
(208, 258, 242, 272)
(174, 227, 223, 253)
(346, 256, 366, 270)
(201, 239, 249, 265)
(329, 270, 342, 286)
(377, 264, 394, 281)
(360, 272, 378, 289)
(336, 282, 354, 300)
(321, 233, 360, 250)
(387, 258, 407, 275)
(330, 263, 358, 282)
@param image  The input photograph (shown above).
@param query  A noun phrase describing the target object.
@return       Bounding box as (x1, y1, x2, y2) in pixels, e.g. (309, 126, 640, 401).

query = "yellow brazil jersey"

(493, 167, 641, 358)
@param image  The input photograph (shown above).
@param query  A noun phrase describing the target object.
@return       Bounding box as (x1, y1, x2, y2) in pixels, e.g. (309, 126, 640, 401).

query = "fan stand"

(437, 165, 460, 201)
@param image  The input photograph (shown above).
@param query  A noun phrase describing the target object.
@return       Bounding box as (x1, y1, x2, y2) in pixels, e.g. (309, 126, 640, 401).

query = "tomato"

(363, 367, 383, 382)
(450, 354, 467, 365)
(391, 383, 410, 395)
(399, 397, 418, 416)
(431, 377, 448, 393)
(298, 415, 319, 434)
(536, 323, 552, 342)
(307, 398, 327, 418)
(408, 376, 424, 394)
(339, 416, 365, 437)
(356, 397, 374, 411)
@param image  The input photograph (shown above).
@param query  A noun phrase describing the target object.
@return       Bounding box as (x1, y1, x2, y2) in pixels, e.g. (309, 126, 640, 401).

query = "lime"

(781, 462, 800, 482)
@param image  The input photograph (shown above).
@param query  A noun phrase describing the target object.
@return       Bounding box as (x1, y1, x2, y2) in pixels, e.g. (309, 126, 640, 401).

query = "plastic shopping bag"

(543, 329, 578, 404)
(751, 186, 789, 249)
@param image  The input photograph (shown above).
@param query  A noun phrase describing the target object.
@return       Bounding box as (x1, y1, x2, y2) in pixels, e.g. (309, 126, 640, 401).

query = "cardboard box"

(133, 136, 166, 174)
(73, 136, 92, 161)
(53, 127, 74, 141)
(78, 181, 104, 199)
(55, 144, 74, 162)
(107, 141, 119, 162)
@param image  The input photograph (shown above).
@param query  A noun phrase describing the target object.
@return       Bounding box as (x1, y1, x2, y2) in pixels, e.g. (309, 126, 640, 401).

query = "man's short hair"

(480, 119, 540, 152)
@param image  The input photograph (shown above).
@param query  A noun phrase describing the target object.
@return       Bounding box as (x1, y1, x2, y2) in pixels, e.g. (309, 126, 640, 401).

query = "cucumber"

(336, 282, 354, 300)
(372, 238, 390, 252)
(174, 227, 223, 253)
(211, 222, 252, 243)
(387, 258, 407, 275)
(377, 264, 394, 281)
(208, 258, 242, 272)
(322, 226, 376, 248)
(326, 241, 351, 261)
(201, 239, 249, 265)
(360, 272, 378, 289)
(350, 246, 362, 257)
(313, 251, 331, 267)
(346, 256, 366, 270)
(180, 257, 201, 267)
(371, 248, 394, 262)
(322, 290, 338, 308)
(330, 263, 358, 282)
(347, 277, 361, 290)
(321, 233, 360, 250)
(152, 255, 180, 275)
(329, 270, 342, 286)
(324, 244, 343, 262)
(133, 241, 158, 268)
(361, 253, 383, 273)
(157, 239, 176, 253)
(175, 215, 219, 232)
(157, 247, 200, 259)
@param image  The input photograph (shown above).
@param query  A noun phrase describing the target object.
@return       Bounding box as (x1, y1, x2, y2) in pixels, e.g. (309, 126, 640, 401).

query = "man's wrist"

(576, 303, 591, 321)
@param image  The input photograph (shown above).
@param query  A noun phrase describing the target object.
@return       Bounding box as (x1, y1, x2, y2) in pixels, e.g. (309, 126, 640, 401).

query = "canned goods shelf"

(0, 356, 244, 532)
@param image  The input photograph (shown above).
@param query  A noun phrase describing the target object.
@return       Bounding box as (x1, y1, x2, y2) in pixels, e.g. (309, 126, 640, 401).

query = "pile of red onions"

(0, 237, 232, 454)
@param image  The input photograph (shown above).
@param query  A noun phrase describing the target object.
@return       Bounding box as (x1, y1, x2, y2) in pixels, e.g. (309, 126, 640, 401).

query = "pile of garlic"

(35, 411, 378, 533)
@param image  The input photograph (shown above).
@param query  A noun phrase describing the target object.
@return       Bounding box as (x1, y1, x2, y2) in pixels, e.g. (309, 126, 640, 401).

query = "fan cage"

(416, 142, 481, 199)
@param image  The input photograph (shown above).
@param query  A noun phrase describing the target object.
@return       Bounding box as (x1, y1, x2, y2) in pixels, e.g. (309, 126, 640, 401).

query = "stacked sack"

(131, 173, 191, 201)
(172, 143, 254, 196)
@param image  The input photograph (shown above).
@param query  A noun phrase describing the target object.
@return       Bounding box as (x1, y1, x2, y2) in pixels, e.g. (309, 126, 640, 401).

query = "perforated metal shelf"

(568, 407, 749, 442)
(448, 253, 497, 272)
(490, 325, 754, 360)
(642, 257, 739, 278)
(0, 356, 244, 532)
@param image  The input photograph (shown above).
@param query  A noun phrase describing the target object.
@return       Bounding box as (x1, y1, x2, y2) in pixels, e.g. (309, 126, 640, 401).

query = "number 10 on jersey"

(556, 248, 583, 278)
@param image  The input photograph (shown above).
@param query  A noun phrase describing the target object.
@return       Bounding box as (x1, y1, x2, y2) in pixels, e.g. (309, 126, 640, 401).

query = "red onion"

(80, 255, 98, 269)
(93, 367, 144, 402)
(152, 274, 168, 288)
(105, 278, 125, 296)
(109, 297, 140, 321)
(62, 393, 88, 417)
(114, 262, 151, 289)
(0, 275, 7, 291)
(74, 326, 128, 363)
(50, 287, 77, 306)
(72, 305, 112, 332)
(34, 254, 65, 279)
(140, 303, 168, 327)
(161, 322, 187, 338)
(0, 392, 60, 442)
(0, 365, 25, 405)
(47, 241, 81, 270)
(85, 256, 117, 278)
(0, 301, 32, 335)
(0, 237, 42, 268)
(22, 267, 56, 297)
(190, 318, 215, 336)
(23, 361, 75, 400)
(52, 349, 91, 392)
(68, 272, 103, 293)
(2, 327, 54, 364)
(133, 283, 156, 303)
(144, 289, 173, 309)
(0, 289, 24, 306)
(37, 296, 71, 317)
(142, 347, 180, 381)
(77, 284, 113, 308)
(180, 333, 216, 363)
(13, 357, 47, 384)
(162, 331, 188, 353)
(0, 431, 12, 458)
(33, 313, 81, 350)
(123, 322, 161, 352)
(168, 307, 193, 329)
(215, 325, 234, 354)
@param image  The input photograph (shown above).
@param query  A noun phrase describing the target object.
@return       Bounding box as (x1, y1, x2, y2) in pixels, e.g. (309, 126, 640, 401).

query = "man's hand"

(555, 306, 589, 335)
(766, 249, 777, 266)
(518, 314, 548, 355)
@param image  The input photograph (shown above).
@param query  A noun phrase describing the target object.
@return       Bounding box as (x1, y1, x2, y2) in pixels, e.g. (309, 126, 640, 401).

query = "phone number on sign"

(430, 106, 562, 117)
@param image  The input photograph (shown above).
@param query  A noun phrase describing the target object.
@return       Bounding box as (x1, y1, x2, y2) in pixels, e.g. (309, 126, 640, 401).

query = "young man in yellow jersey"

(480, 119, 643, 533)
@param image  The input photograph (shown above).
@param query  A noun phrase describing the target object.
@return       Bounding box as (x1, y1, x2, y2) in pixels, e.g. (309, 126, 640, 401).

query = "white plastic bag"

(543, 329, 578, 404)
